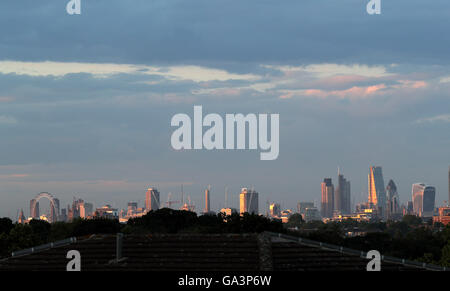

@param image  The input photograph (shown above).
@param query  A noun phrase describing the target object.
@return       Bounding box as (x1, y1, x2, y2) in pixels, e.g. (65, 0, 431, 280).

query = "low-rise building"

(433, 206, 450, 226)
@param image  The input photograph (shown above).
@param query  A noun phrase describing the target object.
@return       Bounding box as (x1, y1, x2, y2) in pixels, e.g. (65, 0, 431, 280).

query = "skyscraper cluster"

(320, 170, 351, 218)
(412, 183, 436, 218)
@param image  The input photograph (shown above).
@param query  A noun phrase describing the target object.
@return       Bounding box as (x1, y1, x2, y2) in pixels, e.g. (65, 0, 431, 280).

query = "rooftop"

(0, 232, 444, 271)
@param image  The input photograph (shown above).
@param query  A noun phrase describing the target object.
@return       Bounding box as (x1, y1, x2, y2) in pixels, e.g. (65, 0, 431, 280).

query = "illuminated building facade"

(145, 187, 160, 211)
(321, 178, 334, 218)
(412, 183, 436, 217)
(239, 188, 259, 215)
(368, 166, 387, 218)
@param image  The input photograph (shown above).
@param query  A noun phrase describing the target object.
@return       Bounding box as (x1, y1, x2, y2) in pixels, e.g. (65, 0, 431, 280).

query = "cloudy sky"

(0, 0, 449, 218)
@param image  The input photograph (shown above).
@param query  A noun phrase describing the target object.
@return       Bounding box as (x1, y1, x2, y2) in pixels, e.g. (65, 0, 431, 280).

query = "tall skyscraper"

(412, 183, 436, 217)
(204, 186, 211, 213)
(239, 188, 259, 215)
(80, 202, 93, 218)
(321, 178, 334, 218)
(335, 170, 351, 214)
(386, 179, 400, 218)
(368, 166, 387, 218)
(30, 199, 39, 219)
(145, 187, 160, 211)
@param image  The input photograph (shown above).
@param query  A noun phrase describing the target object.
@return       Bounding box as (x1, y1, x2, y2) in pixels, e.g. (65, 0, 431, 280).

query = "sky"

(0, 0, 449, 218)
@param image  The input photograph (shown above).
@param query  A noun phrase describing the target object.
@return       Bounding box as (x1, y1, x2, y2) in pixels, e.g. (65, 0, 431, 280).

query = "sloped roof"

(0, 232, 443, 271)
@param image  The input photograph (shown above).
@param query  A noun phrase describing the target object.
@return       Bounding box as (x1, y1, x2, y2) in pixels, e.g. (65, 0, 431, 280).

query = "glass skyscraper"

(368, 166, 386, 218)
(321, 178, 334, 218)
(145, 187, 160, 211)
(412, 183, 436, 217)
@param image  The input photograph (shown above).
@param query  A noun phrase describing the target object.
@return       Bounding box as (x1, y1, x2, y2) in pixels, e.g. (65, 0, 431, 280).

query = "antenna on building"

(225, 186, 228, 208)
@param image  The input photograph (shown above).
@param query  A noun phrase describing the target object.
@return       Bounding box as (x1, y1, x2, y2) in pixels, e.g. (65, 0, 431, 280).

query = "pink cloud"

(0, 96, 14, 102)
(302, 84, 387, 99)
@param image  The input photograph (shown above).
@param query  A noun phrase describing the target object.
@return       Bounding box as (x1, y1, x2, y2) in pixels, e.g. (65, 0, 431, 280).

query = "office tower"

(60, 208, 67, 222)
(204, 186, 211, 213)
(297, 202, 314, 215)
(448, 167, 450, 206)
(269, 203, 281, 218)
(220, 208, 238, 216)
(145, 187, 160, 211)
(321, 178, 334, 218)
(80, 202, 93, 218)
(386, 179, 400, 218)
(335, 170, 351, 214)
(304, 207, 321, 222)
(368, 166, 387, 218)
(30, 199, 39, 219)
(412, 183, 436, 217)
(239, 188, 259, 215)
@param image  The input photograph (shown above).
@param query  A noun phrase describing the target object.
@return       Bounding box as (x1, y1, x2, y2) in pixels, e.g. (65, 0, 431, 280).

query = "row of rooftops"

(0, 232, 445, 271)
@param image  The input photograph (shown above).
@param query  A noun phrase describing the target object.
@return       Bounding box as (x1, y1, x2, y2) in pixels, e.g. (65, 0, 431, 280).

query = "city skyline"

(9, 164, 449, 222)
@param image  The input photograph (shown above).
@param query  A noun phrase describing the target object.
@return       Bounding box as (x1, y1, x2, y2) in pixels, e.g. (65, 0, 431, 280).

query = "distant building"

(239, 188, 259, 215)
(280, 209, 293, 223)
(404, 201, 414, 215)
(433, 206, 450, 226)
(127, 202, 138, 216)
(448, 167, 450, 206)
(303, 207, 321, 222)
(94, 205, 119, 219)
(18, 209, 26, 224)
(297, 202, 314, 216)
(60, 209, 67, 222)
(30, 200, 39, 219)
(321, 178, 334, 218)
(386, 179, 401, 219)
(204, 187, 211, 213)
(220, 208, 238, 216)
(335, 170, 351, 214)
(80, 202, 93, 219)
(368, 166, 387, 219)
(145, 188, 160, 211)
(412, 183, 436, 217)
(67, 198, 85, 221)
(269, 203, 281, 218)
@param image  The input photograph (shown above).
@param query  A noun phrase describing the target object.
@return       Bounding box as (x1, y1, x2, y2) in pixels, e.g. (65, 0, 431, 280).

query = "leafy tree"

(402, 215, 422, 226)
(440, 243, 450, 267)
(127, 208, 198, 233)
(0, 218, 13, 235)
(285, 214, 304, 228)
(28, 219, 51, 244)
